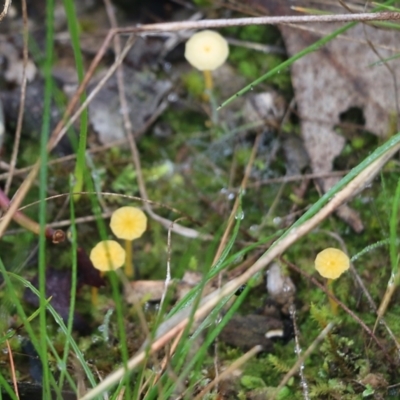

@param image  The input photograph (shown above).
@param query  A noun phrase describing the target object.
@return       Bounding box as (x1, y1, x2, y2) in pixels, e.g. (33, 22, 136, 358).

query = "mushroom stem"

(125, 240, 134, 278)
(203, 70, 213, 91)
(327, 279, 339, 315)
(91, 287, 98, 306)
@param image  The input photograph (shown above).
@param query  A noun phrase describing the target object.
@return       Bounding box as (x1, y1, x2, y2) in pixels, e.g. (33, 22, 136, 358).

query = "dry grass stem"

(4, 0, 28, 196)
(6, 338, 20, 399)
(114, 12, 400, 33)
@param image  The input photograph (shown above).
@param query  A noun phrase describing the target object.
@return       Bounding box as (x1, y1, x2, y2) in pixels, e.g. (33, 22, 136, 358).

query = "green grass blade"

(0, 261, 62, 397)
(39, 0, 56, 396)
(9, 273, 97, 388)
(62, 0, 88, 199)
(217, 21, 356, 110)
(389, 179, 400, 274)
(0, 374, 18, 400)
(57, 179, 80, 390)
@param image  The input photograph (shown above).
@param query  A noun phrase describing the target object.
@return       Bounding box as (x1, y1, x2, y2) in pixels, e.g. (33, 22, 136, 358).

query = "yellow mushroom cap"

(110, 206, 147, 241)
(184, 30, 229, 71)
(315, 248, 350, 279)
(90, 240, 126, 271)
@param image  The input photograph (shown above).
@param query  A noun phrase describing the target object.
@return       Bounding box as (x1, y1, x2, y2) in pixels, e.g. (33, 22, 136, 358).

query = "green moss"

(182, 71, 205, 98)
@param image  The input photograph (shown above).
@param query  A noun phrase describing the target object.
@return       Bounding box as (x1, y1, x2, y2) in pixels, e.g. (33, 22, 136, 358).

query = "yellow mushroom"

(90, 240, 126, 272)
(315, 248, 350, 280)
(184, 30, 229, 92)
(315, 248, 350, 314)
(110, 206, 147, 278)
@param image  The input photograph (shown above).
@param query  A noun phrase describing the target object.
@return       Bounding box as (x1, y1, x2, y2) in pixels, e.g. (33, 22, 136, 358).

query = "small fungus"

(315, 248, 350, 280)
(90, 240, 126, 272)
(110, 206, 147, 278)
(110, 206, 147, 240)
(184, 30, 229, 92)
(315, 248, 350, 315)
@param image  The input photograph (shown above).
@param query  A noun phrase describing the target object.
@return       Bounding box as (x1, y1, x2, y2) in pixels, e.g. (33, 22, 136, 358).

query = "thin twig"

(114, 12, 400, 33)
(4, 0, 28, 196)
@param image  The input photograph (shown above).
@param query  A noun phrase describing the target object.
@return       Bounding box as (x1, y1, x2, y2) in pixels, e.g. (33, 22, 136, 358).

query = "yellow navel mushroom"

(315, 248, 350, 314)
(89, 240, 126, 305)
(90, 240, 126, 272)
(315, 248, 350, 280)
(184, 30, 229, 92)
(110, 206, 147, 278)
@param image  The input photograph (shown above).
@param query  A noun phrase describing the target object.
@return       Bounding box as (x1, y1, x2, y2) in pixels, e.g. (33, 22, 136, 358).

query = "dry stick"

(4, 0, 28, 196)
(80, 131, 400, 400)
(271, 323, 334, 400)
(193, 345, 263, 400)
(0, 0, 11, 22)
(114, 12, 400, 33)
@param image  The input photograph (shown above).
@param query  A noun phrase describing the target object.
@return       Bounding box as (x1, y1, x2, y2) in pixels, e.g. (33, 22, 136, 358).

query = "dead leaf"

(249, 1, 400, 231)
(88, 68, 171, 144)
